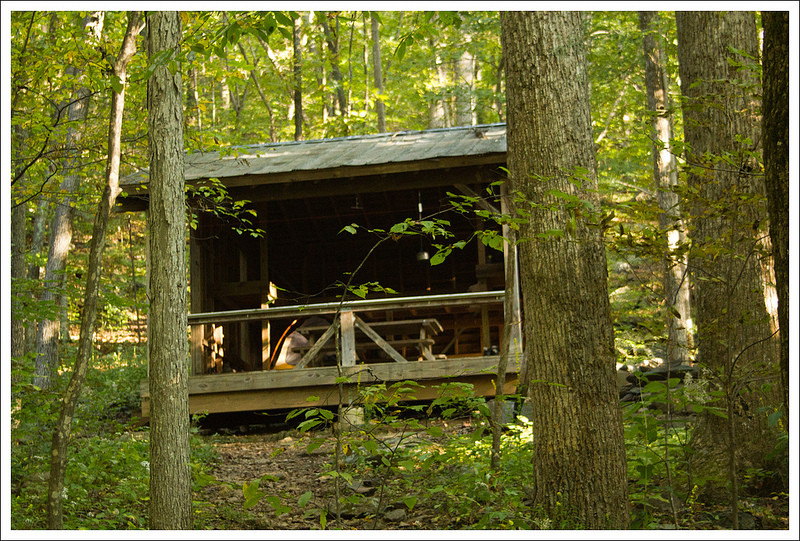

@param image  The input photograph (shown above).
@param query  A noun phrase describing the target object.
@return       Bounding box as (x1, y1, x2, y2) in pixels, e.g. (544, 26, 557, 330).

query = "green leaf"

(306, 440, 323, 453)
(642, 381, 667, 393)
(243, 480, 263, 510)
(110, 75, 124, 94)
(297, 490, 312, 508)
(430, 248, 450, 266)
(298, 418, 323, 432)
(395, 38, 408, 61)
(767, 410, 782, 428)
(390, 222, 408, 234)
(339, 224, 358, 235)
(403, 496, 418, 510)
(274, 11, 294, 26)
(426, 426, 443, 437)
(363, 439, 379, 454)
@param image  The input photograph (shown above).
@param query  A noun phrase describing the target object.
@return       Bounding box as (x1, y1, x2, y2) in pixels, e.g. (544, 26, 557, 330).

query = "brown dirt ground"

(194, 417, 471, 530)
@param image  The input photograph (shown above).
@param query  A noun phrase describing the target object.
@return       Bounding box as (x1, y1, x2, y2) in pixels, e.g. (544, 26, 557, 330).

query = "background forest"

(6, 8, 794, 532)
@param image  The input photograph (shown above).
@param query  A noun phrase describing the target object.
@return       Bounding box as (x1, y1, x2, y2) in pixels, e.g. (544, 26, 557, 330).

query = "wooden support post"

(260, 235, 271, 371)
(476, 228, 491, 353)
(190, 227, 205, 376)
(340, 311, 357, 366)
(238, 248, 250, 367)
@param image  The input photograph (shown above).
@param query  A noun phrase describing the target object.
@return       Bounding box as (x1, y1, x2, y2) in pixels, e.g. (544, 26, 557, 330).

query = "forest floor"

(187, 413, 791, 531)
(192, 415, 479, 530)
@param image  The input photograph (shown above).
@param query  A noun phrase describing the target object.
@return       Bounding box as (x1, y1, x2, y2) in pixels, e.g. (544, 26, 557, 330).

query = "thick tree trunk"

(371, 14, 386, 133)
(639, 11, 692, 367)
(34, 11, 104, 390)
(501, 11, 629, 529)
(676, 11, 780, 502)
(146, 10, 192, 530)
(762, 10, 790, 430)
(46, 11, 144, 529)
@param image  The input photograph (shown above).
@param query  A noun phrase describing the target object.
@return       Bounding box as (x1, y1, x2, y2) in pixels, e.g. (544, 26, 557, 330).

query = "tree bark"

(24, 194, 49, 355)
(34, 11, 104, 390)
(501, 11, 629, 529)
(455, 38, 475, 127)
(676, 11, 780, 501)
(46, 11, 144, 529)
(11, 199, 27, 361)
(370, 13, 386, 133)
(292, 15, 304, 141)
(762, 10, 789, 429)
(185, 65, 200, 130)
(146, 10, 192, 530)
(639, 11, 693, 367)
(320, 12, 348, 117)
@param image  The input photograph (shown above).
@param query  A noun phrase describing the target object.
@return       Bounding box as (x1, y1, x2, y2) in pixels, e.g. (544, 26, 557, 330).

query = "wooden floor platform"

(140, 355, 519, 418)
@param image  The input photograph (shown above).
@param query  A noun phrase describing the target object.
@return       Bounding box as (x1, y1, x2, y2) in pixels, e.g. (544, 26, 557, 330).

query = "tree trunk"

(292, 15, 304, 141)
(185, 65, 200, 130)
(639, 11, 692, 367)
(455, 39, 476, 126)
(429, 47, 450, 129)
(320, 12, 348, 117)
(146, 10, 192, 530)
(34, 11, 104, 390)
(11, 199, 27, 360)
(25, 194, 50, 355)
(762, 10, 789, 430)
(46, 11, 144, 529)
(676, 11, 780, 501)
(370, 14, 386, 133)
(501, 11, 629, 529)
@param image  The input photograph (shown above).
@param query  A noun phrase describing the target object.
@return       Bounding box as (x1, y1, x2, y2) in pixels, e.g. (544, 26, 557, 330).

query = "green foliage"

(238, 381, 546, 530)
(10, 344, 223, 530)
(187, 177, 265, 238)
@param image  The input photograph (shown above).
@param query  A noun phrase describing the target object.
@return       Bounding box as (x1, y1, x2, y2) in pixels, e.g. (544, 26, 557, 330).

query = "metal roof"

(122, 123, 507, 186)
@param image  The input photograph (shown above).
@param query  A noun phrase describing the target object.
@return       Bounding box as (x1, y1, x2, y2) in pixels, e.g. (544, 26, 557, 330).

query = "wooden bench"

(291, 315, 443, 368)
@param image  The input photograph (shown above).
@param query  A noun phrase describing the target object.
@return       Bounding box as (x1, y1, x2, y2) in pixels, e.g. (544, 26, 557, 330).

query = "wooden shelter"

(117, 123, 523, 417)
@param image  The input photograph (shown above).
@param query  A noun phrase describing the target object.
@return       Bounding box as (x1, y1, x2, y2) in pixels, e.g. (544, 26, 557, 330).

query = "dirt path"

(196, 418, 465, 530)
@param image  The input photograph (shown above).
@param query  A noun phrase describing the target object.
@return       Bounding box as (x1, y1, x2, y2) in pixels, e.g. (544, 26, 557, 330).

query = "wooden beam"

(354, 315, 408, 363)
(340, 311, 357, 366)
(141, 374, 518, 417)
(188, 290, 505, 325)
(294, 320, 338, 369)
(140, 355, 517, 397)
(139, 356, 520, 416)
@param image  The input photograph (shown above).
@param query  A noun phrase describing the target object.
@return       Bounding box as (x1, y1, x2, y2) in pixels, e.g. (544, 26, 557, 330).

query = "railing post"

(340, 310, 357, 366)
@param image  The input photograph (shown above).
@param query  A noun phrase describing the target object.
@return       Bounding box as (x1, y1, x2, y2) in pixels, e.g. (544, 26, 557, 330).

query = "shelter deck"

(140, 355, 519, 417)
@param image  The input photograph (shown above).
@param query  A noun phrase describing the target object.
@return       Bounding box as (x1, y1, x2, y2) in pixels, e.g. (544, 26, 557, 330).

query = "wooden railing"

(187, 290, 505, 325)
(189, 291, 507, 373)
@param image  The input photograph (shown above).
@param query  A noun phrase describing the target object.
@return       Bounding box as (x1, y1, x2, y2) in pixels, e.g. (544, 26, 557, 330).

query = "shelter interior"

(191, 170, 509, 376)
